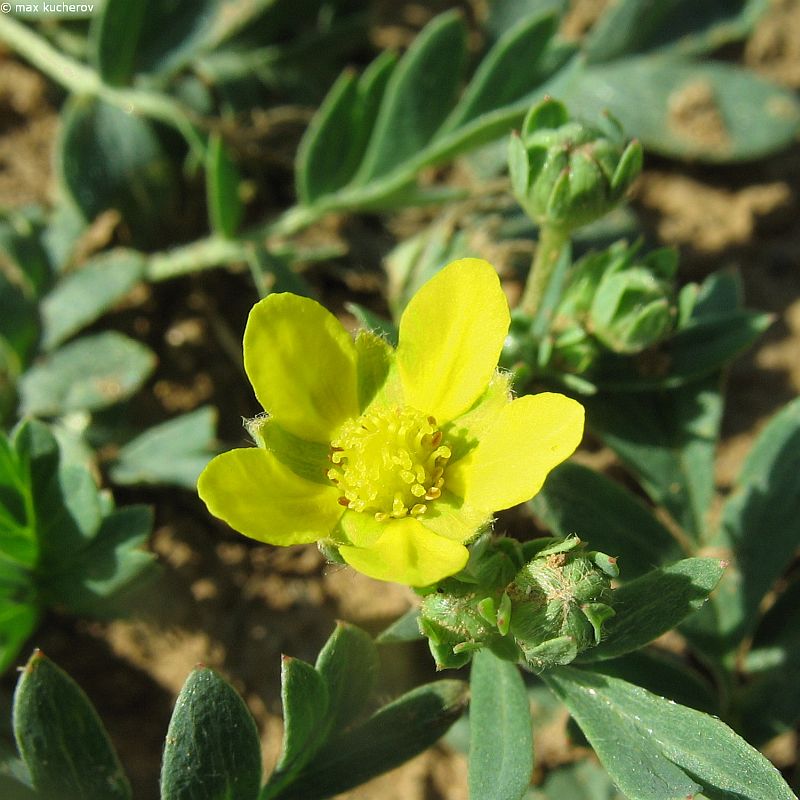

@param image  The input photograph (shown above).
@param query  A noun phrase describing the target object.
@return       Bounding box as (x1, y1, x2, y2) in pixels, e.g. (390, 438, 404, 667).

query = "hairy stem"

(520, 224, 569, 317)
(0, 13, 205, 156)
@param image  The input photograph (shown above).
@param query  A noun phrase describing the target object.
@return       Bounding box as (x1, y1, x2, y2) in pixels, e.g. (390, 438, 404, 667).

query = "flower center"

(327, 406, 451, 521)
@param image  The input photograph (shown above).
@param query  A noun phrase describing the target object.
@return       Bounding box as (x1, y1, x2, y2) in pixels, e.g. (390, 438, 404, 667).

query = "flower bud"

(549, 241, 677, 371)
(507, 538, 615, 670)
(509, 98, 642, 231)
(418, 536, 616, 671)
(590, 267, 673, 353)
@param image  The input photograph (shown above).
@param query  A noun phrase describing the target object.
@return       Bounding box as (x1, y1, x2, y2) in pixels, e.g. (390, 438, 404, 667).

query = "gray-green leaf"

(13, 651, 131, 800)
(579, 558, 724, 662)
(110, 407, 217, 490)
(161, 667, 262, 800)
(19, 331, 156, 416)
(40, 249, 145, 351)
(469, 649, 533, 800)
(531, 462, 681, 579)
(544, 667, 794, 800)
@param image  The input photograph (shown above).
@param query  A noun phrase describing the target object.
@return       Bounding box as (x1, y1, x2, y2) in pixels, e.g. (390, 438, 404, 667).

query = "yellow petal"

(448, 392, 584, 511)
(339, 517, 469, 586)
(396, 259, 510, 423)
(340, 509, 384, 547)
(244, 293, 359, 442)
(198, 447, 343, 545)
(421, 491, 492, 542)
(444, 371, 513, 462)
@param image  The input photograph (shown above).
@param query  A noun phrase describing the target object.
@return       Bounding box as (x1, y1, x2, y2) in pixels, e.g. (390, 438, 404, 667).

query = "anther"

(410, 504, 427, 516)
(338, 497, 350, 507)
(425, 487, 441, 501)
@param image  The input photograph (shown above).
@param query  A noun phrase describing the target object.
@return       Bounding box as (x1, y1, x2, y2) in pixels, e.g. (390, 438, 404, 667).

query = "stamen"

(327, 405, 451, 520)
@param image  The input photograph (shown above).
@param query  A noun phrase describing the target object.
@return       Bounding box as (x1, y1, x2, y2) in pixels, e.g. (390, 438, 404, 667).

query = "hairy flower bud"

(509, 98, 643, 231)
(419, 536, 617, 671)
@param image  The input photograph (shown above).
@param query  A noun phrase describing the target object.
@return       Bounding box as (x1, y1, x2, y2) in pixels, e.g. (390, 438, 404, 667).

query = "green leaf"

(0, 208, 51, 295)
(40, 249, 145, 351)
(580, 558, 724, 662)
(562, 55, 800, 162)
(19, 331, 156, 416)
(691, 396, 800, 652)
(263, 656, 330, 796)
(267, 680, 468, 800)
(206, 133, 244, 239)
(594, 311, 772, 390)
(375, 607, 422, 643)
(544, 667, 794, 800)
(110, 407, 217, 490)
(738, 578, 800, 743)
(13, 651, 131, 800)
(288, 9, 568, 217)
(584, 0, 767, 62)
(0, 421, 154, 632)
(354, 11, 467, 184)
(295, 70, 361, 205)
(0, 272, 39, 382)
(296, 50, 396, 204)
(589, 650, 719, 716)
(0, 590, 39, 674)
(315, 622, 380, 733)
(10, 420, 103, 569)
(161, 667, 261, 800)
(584, 374, 723, 539)
(57, 96, 178, 245)
(130, 0, 218, 77)
(441, 13, 558, 132)
(531, 462, 681, 579)
(89, 0, 148, 85)
(469, 650, 533, 800)
(38, 505, 155, 617)
(528, 759, 625, 800)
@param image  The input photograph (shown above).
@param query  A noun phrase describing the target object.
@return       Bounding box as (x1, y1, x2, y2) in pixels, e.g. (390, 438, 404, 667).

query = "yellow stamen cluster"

(327, 405, 451, 521)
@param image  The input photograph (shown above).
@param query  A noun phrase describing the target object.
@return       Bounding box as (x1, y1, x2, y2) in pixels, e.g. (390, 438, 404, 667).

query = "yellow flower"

(198, 259, 584, 586)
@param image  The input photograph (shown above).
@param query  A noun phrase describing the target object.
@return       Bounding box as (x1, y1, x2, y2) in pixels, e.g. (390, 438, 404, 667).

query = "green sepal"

(582, 602, 616, 643)
(522, 635, 578, 670)
(508, 133, 530, 200)
(611, 138, 644, 193)
(161, 667, 261, 800)
(13, 651, 131, 800)
(522, 96, 569, 136)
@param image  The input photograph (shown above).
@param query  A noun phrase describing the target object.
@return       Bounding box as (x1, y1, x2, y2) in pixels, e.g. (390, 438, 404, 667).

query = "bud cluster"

(419, 535, 617, 671)
(550, 240, 678, 372)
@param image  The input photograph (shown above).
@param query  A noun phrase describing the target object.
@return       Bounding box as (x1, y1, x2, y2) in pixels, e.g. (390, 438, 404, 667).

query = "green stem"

(0, 14, 206, 157)
(520, 224, 569, 317)
(144, 231, 345, 282)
